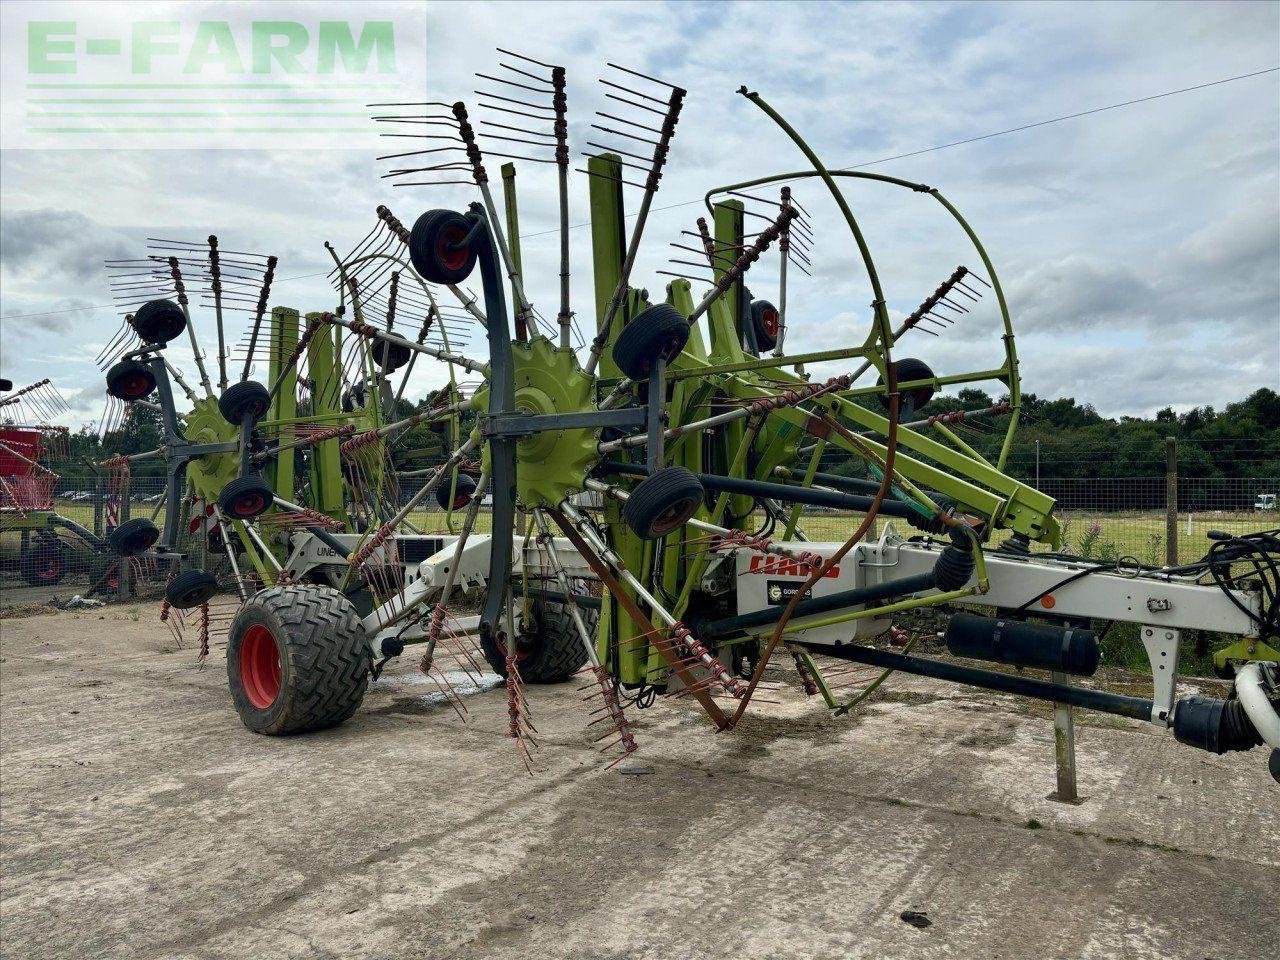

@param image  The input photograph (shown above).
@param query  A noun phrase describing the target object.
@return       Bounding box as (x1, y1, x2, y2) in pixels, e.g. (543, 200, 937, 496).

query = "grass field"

(14, 498, 1277, 563)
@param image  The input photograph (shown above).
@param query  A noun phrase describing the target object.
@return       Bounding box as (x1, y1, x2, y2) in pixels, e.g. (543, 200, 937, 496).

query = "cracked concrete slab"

(1, 603, 1276, 960)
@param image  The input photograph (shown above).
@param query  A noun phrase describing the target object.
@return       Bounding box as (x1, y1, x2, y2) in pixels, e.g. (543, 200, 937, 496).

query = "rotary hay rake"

(98, 53, 1280, 782)
(0, 377, 129, 591)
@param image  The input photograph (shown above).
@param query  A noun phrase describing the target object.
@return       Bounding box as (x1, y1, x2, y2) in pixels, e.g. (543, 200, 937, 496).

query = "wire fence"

(2, 470, 1276, 602)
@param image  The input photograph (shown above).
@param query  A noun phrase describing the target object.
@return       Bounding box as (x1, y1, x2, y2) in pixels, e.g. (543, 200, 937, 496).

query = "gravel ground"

(1, 602, 1277, 960)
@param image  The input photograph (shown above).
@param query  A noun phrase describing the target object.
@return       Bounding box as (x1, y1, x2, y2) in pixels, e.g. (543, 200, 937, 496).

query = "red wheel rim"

(127, 531, 157, 553)
(233, 493, 265, 517)
(34, 554, 63, 581)
(120, 375, 149, 397)
(651, 497, 695, 536)
(761, 308, 779, 338)
(436, 225, 470, 271)
(240, 624, 282, 709)
(496, 631, 532, 663)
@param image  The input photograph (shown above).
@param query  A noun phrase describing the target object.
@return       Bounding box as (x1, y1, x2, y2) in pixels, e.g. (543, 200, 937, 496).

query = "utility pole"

(1166, 437, 1178, 566)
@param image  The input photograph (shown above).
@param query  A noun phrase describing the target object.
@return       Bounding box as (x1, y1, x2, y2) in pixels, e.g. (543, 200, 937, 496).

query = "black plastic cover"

(945, 612, 1100, 677)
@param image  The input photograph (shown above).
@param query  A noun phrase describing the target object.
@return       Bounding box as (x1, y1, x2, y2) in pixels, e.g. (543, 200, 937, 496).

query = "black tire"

(479, 588, 593, 683)
(611, 303, 690, 381)
(218, 380, 270, 425)
(623, 466, 704, 540)
(108, 517, 159, 556)
(877, 357, 936, 413)
(226, 584, 369, 735)
(435, 472, 477, 510)
(166, 568, 218, 609)
(750, 299, 780, 351)
(218, 474, 273, 520)
(409, 209, 478, 284)
(106, 360, 157, 401)
(132, 299, 187, 345)
(19, 542, 66, 586)
(373, 340, 412, 372)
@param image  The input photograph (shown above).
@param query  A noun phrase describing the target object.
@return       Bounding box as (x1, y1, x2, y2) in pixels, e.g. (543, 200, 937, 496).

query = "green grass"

(18, 499, 1274, 562)
(792, 508, 1274, 564)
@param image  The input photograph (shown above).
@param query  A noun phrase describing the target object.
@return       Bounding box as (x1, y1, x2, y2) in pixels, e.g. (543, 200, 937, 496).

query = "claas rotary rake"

(98, 52, 1280, 783)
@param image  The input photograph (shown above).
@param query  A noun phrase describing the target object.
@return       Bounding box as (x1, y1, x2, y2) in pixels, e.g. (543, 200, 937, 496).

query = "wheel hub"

(475, 336, 600, 509)
(240, 624, 282, 709)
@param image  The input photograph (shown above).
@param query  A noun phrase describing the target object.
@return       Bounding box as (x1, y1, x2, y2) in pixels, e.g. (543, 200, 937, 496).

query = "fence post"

(93, 475, 103, 538)
(1165, 437, 1178, 566)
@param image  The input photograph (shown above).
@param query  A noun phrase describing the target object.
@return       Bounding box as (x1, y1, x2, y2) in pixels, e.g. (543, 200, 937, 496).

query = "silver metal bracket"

(1141, 625, 1181, 725)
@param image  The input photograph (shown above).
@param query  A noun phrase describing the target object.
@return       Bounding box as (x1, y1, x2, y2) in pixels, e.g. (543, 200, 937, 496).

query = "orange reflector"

(1041, 595, 1056, 609)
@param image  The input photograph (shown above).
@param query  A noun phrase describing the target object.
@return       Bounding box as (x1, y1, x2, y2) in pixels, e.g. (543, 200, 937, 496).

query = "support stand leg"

(1050, 669, 1079, 804)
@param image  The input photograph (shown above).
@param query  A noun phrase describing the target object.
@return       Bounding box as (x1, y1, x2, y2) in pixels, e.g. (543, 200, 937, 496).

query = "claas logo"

(747, 555, 840, 578)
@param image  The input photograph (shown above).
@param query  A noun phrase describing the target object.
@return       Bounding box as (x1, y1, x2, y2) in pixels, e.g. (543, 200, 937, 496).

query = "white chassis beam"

(282, 523, 1264, 724)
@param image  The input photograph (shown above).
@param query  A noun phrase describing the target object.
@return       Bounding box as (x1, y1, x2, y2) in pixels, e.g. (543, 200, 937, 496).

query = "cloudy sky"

(1, 0, 1277, 429)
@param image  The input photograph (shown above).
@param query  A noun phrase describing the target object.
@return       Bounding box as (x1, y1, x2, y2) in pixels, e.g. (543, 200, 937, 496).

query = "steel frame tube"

(798, 642, 1155, 722)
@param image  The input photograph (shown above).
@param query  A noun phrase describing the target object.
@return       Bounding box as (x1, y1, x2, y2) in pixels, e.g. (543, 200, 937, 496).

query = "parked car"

(1254, 493, 1277, 512)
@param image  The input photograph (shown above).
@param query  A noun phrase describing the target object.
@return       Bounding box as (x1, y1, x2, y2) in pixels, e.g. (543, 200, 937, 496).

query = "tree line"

(45, 386, 1280, 484)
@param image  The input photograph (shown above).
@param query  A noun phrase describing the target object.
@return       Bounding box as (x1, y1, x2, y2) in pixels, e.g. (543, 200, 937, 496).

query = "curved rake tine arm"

(267, 314, 323, 405)
(343, 400, 469, 451)
(704, 168, 1019, 465)
(685, 205, 798, 326)
(584, 478, 825, 572)
(207, 236, 229, 391)
(773, 187, 792, 359)
(848, 265, 973, 383)
(240, 255, 278, 382)
(349, 433, 480, 566)
(446, 285, 489, 328)
(559, 502, 746, 707)
(161, 357, 200, 404)
(550, 65, 572, 349)
(321, 314, 488, 376)
(531, 508, 603, 670)
(546, 506, 729, 729)
(165, 256, 215, 399)
(210, 504, 249, 602)
(451, 102, 537, 338)
(583, 84, 686, 376)
(532, 507, 638, 761)
(101, 446, 164, 465)
(731, 401, 906, 728)
(597, 373, 851, 456)
(369, 205, 489, 332)
(240, 520, 283, 577)
(419, 468, 490, 652)
(395, 303, 438, 406)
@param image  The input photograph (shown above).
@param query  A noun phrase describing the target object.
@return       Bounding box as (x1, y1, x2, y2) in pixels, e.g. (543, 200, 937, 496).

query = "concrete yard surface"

(2, 603, 1277, 960)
